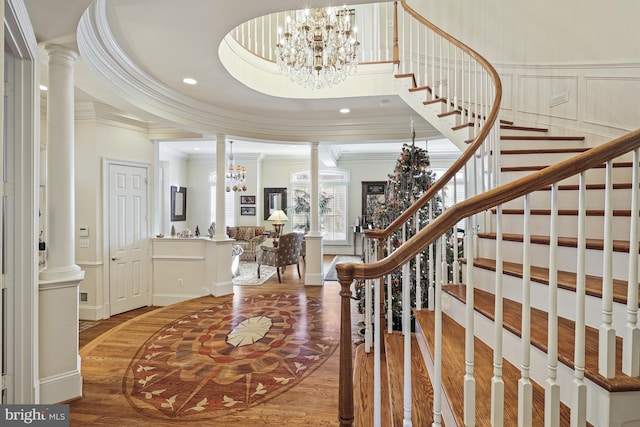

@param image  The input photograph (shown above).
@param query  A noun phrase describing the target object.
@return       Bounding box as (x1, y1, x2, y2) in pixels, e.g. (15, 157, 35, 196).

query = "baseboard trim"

(39, 368, 82, 404)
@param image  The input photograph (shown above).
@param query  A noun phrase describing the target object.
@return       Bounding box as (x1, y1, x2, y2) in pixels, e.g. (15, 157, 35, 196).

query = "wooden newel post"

(337, 263, 355, 427)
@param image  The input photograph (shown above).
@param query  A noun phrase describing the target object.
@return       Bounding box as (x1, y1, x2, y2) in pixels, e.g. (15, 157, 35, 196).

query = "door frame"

(102, 158, 152, 318)
(3, 0, 40, 404)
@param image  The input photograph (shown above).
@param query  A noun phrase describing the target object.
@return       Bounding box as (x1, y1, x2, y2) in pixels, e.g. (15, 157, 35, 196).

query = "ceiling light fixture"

(275, 6, 359, 89)
(225, 140, 247, 192)
(339, 108, 350, 114)
(182, 77, 197, 85)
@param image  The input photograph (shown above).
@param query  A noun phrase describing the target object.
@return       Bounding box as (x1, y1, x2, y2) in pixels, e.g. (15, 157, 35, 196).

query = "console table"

(353, 225, 364, 256)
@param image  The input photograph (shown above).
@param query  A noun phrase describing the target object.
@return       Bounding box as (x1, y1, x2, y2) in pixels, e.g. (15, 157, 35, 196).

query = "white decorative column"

(209, 134, 233, 296)
(305, 142, 323, 285)
(38, 44, 84, 403)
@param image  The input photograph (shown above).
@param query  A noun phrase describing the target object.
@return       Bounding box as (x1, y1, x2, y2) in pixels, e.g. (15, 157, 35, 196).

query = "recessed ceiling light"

(339, 108, 350, 114)
(183, 77, 197, 85)
(39, 84, 47, 91)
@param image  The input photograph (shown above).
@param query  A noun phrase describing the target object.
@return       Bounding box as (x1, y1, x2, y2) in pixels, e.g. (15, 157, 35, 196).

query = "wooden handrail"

(365, 0, 502, 242)
(339, 128, 640, 283)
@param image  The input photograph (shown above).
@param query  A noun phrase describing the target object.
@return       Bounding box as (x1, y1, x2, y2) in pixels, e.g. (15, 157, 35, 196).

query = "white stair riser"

(500, 139, 587, 151)
(453, 125, 475, 141)
(422, 99, 449, 115)
(500, 166, 634, 185)
(440, 293, 639, 427)
(501, 188, 634, 211)
(500, 151, 589, 168)
(471, 266, 629, 335)
(476, 237, 635, 282)
(491, 213, 634, 240)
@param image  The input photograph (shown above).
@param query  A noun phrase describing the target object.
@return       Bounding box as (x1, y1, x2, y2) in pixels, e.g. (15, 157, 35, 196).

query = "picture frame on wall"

(240, 206, 256, 216)
(240, 195, 256, 205)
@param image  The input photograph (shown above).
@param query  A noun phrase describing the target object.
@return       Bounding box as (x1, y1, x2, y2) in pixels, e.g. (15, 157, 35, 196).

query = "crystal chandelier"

(275, 7, 359, 89)
(225, 141, 247, 192)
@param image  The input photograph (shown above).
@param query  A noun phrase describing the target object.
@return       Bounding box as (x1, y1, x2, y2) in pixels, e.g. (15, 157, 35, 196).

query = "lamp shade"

(267, 210, 289, 223)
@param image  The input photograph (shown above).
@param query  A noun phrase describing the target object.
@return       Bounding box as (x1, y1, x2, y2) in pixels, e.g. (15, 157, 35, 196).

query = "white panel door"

(109, 163, 149, 315)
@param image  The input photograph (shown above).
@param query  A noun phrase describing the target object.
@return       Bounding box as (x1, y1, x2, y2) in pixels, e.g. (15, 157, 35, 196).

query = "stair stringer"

(440, 291, 640, 427)
(394, 76, 472, 152)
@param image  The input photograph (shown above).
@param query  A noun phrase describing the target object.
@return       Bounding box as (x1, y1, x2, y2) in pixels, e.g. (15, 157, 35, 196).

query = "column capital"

(44, 44, 78, 63)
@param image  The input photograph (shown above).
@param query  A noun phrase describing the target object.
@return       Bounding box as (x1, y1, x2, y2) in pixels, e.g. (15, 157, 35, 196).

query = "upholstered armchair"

(226, 226, 266, 261)
(256, 232, 303, 283)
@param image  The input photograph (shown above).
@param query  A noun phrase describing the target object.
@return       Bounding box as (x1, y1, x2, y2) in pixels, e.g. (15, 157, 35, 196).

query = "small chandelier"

(225, 141, 247, 192)
(275, 7, 359, 89)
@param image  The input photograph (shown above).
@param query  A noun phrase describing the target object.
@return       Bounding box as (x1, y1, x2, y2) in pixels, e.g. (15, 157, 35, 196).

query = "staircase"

(352, 122, 640, 426)
(338, 2, 640, 426)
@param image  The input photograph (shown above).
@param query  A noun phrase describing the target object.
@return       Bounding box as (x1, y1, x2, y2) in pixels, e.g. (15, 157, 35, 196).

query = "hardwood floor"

(71, 255, 363, 427)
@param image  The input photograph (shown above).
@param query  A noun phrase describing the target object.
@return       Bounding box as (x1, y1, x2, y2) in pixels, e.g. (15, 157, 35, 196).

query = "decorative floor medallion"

(123, 294, 337, 420)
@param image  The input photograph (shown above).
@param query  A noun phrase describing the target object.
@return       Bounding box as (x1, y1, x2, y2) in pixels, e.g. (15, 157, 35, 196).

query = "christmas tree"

(358, 124, 449, 330)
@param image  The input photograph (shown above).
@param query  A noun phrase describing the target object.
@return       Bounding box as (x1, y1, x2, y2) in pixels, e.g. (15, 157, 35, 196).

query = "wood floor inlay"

(122, 294, 338, 420)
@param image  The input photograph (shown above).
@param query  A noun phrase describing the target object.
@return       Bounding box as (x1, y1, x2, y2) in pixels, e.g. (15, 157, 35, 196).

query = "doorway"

(107, 161, 150, 315)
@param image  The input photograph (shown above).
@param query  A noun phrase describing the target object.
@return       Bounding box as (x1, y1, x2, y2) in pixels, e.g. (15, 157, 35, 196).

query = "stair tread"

(500, 124, 548, 132)
(502, 161, 633, 172)
(443, 284, 640, 392)
(495, 208, 633, 216)
(385, 332, 436, 426)
(414, 308, 572, 426)
(477, 232, 635, 253)
(500, 135, 585, 141)
(468, 257, 637, 306)
(501, 148, 589, 154)
(354, 343, 393, 427)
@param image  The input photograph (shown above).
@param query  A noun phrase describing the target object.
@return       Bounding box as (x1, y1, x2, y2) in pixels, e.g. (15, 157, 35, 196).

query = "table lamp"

(267, 210, 289, 246)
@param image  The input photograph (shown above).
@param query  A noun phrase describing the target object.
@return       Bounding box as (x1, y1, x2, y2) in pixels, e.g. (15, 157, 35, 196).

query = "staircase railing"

(339, 124, 640, 425)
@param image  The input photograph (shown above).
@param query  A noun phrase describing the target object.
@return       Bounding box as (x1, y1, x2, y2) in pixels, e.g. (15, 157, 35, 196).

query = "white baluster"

(545, 183, 560, 427)
(452, 174, 460, 284)
(452, 45, 458, 111)
(429, 201, 435, 311)
(365, 241, 372, 353)
(374, 246, 382, 426)
(491, 205, 504, 427)
(433, 238, 443, 427)
(441, 189, 448, 286)
(402, 258, 413, 426)
(464, 215, 476, 426)
(571, 172, 587, 427)
(424, 18, 429, 91)
(623, 148, 640, 376)
(416, 211, 422, 310)
(599, 160, 616, 378)
(518, 195, 532, 427)
(387, 237, 393, 334)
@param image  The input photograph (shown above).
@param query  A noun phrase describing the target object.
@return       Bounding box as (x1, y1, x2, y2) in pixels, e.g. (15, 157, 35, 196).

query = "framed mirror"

(170, 185, 187, 221)
(264, 187, 287, 220)
(361, 181, 386, 226)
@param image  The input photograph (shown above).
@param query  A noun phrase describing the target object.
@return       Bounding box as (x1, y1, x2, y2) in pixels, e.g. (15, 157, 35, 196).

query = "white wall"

(409, 0, 640, 65)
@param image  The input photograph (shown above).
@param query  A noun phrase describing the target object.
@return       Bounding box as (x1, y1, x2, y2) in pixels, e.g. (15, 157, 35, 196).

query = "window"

(209, 171, 236, 227)
(291, 170, 349, 243)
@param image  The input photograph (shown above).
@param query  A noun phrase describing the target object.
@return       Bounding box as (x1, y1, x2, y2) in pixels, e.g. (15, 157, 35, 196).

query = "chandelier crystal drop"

(275, 7, 360, 89)
(225, 141, 247, 192)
